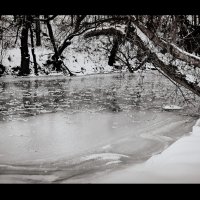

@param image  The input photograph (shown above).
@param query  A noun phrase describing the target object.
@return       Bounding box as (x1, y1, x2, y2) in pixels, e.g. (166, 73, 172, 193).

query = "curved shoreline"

(77, 117, 200, 183)
(0, 110, 196, 183)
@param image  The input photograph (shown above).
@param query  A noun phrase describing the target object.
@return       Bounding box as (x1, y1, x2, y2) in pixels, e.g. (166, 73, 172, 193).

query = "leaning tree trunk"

(130, 28, 200, 97)
(45, 15, 61, 72)
(44, 15, 75, 76)
(56, 15, 86, 57)
(132, 20, 200, 68)
(84, 26, 200, 97)
(20, 15, 30, 76)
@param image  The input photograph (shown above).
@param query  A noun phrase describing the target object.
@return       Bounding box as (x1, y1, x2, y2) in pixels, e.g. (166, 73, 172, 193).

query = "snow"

(86, 118, 200, 183)
(186, 74, 197, 83)
(162, 105, 183, 110)
(102, 144, 112, 150)
(105, 160, 122, 166)
(80, 153, 129, 162)
(2, 48, 21, 68)
(1, 43, 113, 76)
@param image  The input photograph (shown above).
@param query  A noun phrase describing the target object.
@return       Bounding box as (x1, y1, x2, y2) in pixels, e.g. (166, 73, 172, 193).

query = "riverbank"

(75, 118, 200, 183)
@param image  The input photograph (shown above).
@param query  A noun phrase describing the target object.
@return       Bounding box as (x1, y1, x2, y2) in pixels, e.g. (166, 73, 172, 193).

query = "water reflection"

(0, 72, 199, 122)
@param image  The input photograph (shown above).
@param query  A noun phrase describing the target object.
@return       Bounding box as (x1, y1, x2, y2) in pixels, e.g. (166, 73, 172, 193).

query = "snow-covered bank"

(82, 118, 200, 183)
(1, 40, 113, 76)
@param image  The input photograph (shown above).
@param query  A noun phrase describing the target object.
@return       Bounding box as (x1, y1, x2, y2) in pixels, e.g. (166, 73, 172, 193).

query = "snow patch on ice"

(102, 144, 112, 150)
(162, 105, 183, 110)
(80, 153, 129, 162)
(105, 160, 122, 166)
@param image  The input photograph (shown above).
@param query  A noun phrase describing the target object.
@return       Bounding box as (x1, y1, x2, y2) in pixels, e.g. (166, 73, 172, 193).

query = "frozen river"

(0, 72, 197, 183)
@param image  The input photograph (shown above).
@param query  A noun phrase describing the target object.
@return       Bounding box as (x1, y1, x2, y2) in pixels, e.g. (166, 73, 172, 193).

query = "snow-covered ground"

(1, 38, 113, 76)
(77, 118, 200, 183)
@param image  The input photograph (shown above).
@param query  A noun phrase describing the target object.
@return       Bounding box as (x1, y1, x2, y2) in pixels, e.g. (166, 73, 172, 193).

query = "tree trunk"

(194, 15, 197, 26)
(44, 15, 74, 76)
(57, 40, 71, 56)
(84, 26, 200, 96)
(29, 17, 38, 75)
(150, 52, 200, 96)
(45, 15, 58, 59)
(56, 16, 86, 57)
(126, 63, 134, 73)
(132, 30, 200, 97)
(132, 20, 200, 67)
(0, 64, 5, 76)
(35, 15, 41, 46)
(85, 28, 134, 72)
(45, 15, 61, 71)
(108, 36, 119, 66)
(20, 15, 30, 76)
(0, 28, 2, 40)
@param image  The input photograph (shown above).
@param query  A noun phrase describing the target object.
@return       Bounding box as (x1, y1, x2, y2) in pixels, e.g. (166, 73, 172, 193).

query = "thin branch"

(153, 64, 192, 106)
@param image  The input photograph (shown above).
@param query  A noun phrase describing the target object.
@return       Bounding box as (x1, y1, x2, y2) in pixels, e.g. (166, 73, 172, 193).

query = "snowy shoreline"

(81, 117, 200, 183)
(0, 70, 127, 83)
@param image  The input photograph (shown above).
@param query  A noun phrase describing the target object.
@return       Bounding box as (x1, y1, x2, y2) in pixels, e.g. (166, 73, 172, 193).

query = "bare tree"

(29, 16, 38, 75)
(35, 15, 41, 46)
(19, 15, 30, 76)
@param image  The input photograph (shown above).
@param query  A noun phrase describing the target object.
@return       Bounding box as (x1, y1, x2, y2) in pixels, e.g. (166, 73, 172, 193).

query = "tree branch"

(84, 27, 125, 39)
(33, 15, 58, 22)
(132, 20, 200, 67)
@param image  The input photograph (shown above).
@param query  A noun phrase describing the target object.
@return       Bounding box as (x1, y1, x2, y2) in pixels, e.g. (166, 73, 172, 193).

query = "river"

(0, 72, 197, 183)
